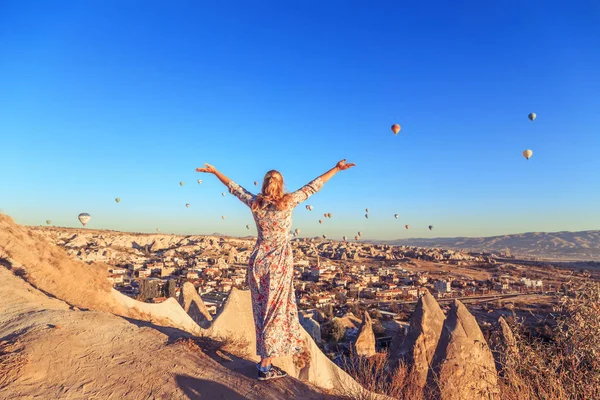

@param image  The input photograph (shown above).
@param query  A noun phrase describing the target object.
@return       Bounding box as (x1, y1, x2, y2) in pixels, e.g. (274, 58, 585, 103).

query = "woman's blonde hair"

(251, 170, 292, 211)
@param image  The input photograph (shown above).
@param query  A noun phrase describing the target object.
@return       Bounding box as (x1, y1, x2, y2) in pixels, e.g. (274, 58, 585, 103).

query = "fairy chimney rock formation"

(354, 310, 376, 357)
(431, 300, 499, 400)
(497, 316, 517, 354)
(389, 291, 446, 387)
(178, 282, 213, 328)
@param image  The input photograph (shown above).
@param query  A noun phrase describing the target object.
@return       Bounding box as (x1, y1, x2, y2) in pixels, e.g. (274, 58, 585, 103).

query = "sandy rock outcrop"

(490, 316, 518, 375)
(389, 291, 446, 387)
(0, 213, 121, 314)
(430, 300, 499, 399)
(354, 310, 376, 357)
(299, 313, 322, 345)
(0, 268, 337, 400)
(207, 288, 365, 394)
(178, 282, 213, 328)
(496, 316, 517, 355)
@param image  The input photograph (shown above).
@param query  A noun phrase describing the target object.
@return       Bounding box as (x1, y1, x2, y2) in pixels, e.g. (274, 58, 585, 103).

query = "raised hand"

(196, 163, 217, 174)
(335, 159, 356, 171)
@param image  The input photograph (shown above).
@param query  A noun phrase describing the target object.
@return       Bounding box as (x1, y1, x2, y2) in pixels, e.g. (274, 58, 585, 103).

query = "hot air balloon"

(343, 236, 347, 241)
(186, 203, 190, 208)
(358, 231, 362, 236)
(197, 179, 202, 184)
(319, 219, 323, 224)
(254, 181, 258, 186)
(523, 149, 533, 160)
(365, 208, 369, 213)
(429, 225, 433, 231)
(324, 213, 328, 218)
(246, 224, 251, 230)
(222, 192, 226, 196)
(156, 228, 160, 231)
(365, 214, 369, 219)
(78, 213, 91, 227)
(46, 220, 51, 225)
(180, 182, 184, 186)
(405, 225, 410, 230)
(308, 205, 313, 211)
(294, 228, 300, 235)
(394, 214, 399, 219)
(391, 124, 401, 135)
(528, 113, 536, 122)
(115, 197, 120, 203)
(322, 234, 327, 239)
(221, 215, 226, 220)
(355, 235, 360, 241)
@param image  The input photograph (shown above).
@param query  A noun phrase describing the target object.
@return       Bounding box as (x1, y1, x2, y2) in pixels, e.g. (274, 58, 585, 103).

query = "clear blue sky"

(1, 1, 599, 240)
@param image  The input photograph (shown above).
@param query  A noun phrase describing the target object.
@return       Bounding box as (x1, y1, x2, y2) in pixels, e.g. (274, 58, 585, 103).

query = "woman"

(196, 159, 355, 380)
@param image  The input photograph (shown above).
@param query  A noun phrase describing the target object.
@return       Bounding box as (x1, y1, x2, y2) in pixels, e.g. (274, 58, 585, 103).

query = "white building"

(434, 280, 452, 293)
(520, 278, 543, 288)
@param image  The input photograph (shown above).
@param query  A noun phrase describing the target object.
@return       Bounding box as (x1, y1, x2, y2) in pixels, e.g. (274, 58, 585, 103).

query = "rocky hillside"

(0, 268, 334, 400)
(2, 212, 507, 399)
(0, 213, 366, 398)
(381, 230, 600, 261)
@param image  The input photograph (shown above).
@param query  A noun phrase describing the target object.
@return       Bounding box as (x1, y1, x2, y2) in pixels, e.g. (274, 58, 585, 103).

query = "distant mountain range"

(377, 230, 600, 261)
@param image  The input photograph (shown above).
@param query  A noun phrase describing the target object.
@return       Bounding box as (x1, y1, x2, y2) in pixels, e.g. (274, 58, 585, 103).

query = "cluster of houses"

(56, 233, 547, 318)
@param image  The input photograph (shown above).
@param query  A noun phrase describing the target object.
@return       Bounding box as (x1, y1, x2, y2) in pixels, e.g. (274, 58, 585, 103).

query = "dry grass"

(495, 281, 600, 400)
(0, 339, 26, 390)
(340, 351, 423, 400)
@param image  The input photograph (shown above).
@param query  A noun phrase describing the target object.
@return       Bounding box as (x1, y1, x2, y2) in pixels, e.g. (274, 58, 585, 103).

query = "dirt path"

(0, 268, 338, 399)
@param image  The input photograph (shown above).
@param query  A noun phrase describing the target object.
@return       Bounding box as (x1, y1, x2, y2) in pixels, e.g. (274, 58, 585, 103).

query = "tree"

(372, 320, 386, 336)
(165, 279, 177, 298)
(138, 279, 161, 301)
(323, 303, 334, 320)
(322, 319, 346, 343)
(335, 291, 347, 304)
(350, 303, 363, 317)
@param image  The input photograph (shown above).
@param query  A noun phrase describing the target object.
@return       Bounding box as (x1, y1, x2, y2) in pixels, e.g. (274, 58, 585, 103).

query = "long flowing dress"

(227, 177, 324, 358)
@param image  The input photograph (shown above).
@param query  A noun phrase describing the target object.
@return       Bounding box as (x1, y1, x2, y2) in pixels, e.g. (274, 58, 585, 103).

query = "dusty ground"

(0, 268, 338, 400)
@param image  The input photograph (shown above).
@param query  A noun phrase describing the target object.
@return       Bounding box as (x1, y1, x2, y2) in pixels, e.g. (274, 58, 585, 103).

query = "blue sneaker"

(257, 365, 288, 381)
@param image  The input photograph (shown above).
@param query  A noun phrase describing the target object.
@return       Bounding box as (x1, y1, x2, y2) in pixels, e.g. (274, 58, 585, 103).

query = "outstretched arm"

(196, 163, 231, 186)
(196, 163, 255, 207)
(317, 159, 356, 184)
(289, 159, 355, 207)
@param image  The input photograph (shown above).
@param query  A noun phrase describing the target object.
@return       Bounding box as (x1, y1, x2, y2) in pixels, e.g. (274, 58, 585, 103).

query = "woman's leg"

(260, 356, 272, 368)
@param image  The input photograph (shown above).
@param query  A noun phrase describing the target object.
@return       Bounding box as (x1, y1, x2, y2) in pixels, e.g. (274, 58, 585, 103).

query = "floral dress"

(228, 177, 324, 358)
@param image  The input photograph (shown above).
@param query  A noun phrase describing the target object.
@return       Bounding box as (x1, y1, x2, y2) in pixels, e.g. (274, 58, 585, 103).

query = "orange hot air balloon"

(254, 181, 258, 186)
(405, 225, 410, 230)
(319, 219, 323, 224)
(391, 124, 401, 135)
(523, 149, 533, 160)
